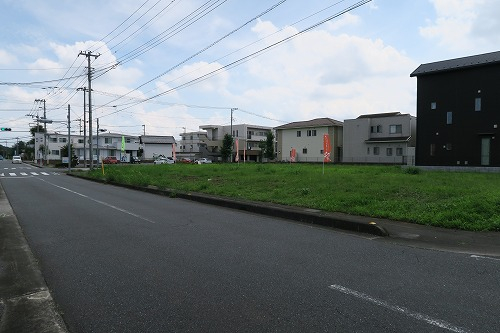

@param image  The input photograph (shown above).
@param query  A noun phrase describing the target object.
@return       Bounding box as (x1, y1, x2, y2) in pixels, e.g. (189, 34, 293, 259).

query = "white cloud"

(419, 0, 500, 52)
(0, 49, 17, 65)
(232, 20, 416, 123)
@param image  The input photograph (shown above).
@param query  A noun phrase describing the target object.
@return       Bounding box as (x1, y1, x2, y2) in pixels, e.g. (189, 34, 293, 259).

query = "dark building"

(410, 51, 500, 167)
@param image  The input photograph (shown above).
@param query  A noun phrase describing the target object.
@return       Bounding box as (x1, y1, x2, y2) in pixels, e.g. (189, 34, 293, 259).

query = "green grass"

(75, 163, 500, 232)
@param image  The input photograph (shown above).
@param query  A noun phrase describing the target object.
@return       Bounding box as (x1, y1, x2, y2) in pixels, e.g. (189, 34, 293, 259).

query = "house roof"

(365, 136, 411, 143)
(274, 117, 343, 130)
(357, 112, 402, 119)
(140, 135, 176, 144)
(410, 51, 500, 77)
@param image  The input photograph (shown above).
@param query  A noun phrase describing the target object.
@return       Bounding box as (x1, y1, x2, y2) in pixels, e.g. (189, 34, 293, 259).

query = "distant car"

(0, 155, 4, 160)
(196, 158, 212, 164)
(179, 158, 192, 164)
(12, 156, 22, 164)
(131, 156, 141, 164)
(154, 157, 175, 165)
(102, 156, 119, 164)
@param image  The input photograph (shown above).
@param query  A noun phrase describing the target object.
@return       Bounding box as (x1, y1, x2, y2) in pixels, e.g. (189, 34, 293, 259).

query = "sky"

(1, 0, 500, 146)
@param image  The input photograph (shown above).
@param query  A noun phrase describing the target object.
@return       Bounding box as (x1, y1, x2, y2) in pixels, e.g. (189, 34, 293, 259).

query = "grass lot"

(77, 163, 500, 232)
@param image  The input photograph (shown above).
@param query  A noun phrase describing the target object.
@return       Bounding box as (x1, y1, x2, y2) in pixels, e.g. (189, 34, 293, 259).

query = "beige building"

(275, 118, 343, 162)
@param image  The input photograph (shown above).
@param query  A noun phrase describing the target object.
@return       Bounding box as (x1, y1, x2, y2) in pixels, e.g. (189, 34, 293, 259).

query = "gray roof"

(357, 112, 402, 119)
(275, 117, 343, 130)
(140, 135, 176, 144)
(410, 51, 500, 77)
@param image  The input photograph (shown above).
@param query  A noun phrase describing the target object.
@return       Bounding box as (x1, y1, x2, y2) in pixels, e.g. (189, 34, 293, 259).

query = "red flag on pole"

(323, 134, 331, 162)
(235, 139, 239, 162)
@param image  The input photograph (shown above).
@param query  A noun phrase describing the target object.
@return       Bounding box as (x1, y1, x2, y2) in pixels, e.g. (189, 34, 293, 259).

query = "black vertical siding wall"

(415, 65, 500, 166)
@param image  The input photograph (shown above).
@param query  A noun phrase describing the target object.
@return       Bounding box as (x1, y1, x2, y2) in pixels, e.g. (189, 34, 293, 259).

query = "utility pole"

(67, 104, 71, 173)
(35, 99, 46, 164)
(96, 118, 100, 163)
(79, 51, 99, 168)
(77, 87, 88, 167)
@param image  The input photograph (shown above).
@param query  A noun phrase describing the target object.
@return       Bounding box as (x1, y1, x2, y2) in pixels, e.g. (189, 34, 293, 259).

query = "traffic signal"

(0, 128, 11, 131)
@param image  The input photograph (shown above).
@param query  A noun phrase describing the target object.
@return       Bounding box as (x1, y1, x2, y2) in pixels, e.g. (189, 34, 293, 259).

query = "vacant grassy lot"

(78, 163, 500, 231)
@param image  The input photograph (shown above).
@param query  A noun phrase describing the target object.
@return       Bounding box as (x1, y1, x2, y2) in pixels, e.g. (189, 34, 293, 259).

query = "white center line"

(470, 255, 500, 262)
(37, 178, 155, 224)
(328, 284, 471, 333)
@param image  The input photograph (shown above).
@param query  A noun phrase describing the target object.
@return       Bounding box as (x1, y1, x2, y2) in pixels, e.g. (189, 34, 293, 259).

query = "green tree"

(264, 131, 275, 159)
(60, 143, 78, 167)
(220, 133, 233, 162)
(30, 125, 45, 137)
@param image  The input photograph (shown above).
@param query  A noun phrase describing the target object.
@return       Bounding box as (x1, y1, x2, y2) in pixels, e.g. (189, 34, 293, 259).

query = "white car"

(12, 156, 22, 164)
(154, 157, 175, 165)
(196, 158, 212, 164)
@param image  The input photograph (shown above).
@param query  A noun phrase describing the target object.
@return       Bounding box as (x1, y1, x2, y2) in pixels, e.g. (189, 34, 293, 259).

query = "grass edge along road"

(77, 164, 500, 232)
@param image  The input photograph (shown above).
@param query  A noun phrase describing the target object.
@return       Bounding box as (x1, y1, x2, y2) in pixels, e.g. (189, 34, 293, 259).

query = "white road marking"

(20, 172, 28, 176)
(328, 284, 471, 333)
(40, 172, 50, 175)
(37, 178, 156, 224)
(9, 173, 16, 176)
(31, 172, 39, 176)
(470, 255, 500, 262)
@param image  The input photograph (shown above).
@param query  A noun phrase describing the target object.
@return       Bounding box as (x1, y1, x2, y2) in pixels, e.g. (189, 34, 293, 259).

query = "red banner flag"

(323, 134, 331, 162)
(291, 148, 296, 162)
(235, 139, 239, 162)
(172, 143, 176, 160)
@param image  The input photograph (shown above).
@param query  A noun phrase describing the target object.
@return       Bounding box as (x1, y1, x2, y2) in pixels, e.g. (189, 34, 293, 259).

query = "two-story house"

(343, 112, 416, 164)
(411, 51, 500, 167)
(275, 118, 343, 162)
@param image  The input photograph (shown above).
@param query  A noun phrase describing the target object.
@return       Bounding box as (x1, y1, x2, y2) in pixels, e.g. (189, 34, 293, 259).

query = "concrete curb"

(67, 174, 388, 237)
(0, 184, 68, 333)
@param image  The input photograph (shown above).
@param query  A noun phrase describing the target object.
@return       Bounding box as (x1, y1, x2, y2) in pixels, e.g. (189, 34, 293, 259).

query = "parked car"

(196, 158, 212, 164)
(102, 156, 119, 164)
(154, 157, 175, 165)
(179, 158, 192, 164)
(131, 156, 141, 164)
(12, 155, 22, 164)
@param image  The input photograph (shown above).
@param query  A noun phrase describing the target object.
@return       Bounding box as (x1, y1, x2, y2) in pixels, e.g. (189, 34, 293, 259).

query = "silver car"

(12, 155, 22, 164)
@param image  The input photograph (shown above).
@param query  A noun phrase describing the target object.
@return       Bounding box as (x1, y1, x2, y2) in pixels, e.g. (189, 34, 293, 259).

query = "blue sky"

(1, 0, 499, 145)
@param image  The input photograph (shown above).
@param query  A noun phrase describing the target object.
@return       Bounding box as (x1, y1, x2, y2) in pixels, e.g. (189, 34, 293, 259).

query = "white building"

(140, 135, 176, 161)
(178, 131, 209, 160)
(34, 131, 141, 164)
(343, 112, 416, 164)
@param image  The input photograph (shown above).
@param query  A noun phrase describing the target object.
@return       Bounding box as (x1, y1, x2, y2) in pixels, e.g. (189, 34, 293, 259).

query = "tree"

(220, 133, 233, 162)
(30, 125, 45, 137)
(264, 131, 275, 160)
(60, 143, 78, 167)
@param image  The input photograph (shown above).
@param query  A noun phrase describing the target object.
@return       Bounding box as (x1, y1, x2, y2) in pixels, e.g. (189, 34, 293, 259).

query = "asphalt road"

(1, 163, 499, 332)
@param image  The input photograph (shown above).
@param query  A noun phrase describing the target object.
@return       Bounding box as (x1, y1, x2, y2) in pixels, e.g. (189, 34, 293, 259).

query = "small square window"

(386, 148, 393, 156)
(446, 143, 452, 151)
(446, 112, 452, 125)
(297, 131, 301, 137)
(389, 125, 402, 134)
(367, 147, 370, 155)
(431, 102, 437, 110)
(475, 97, 481, 111)
(430, 144, 436, 156)
(373, 147, 380, 155)
(396, 148, 403, 156)
(302, 148, 307, 154)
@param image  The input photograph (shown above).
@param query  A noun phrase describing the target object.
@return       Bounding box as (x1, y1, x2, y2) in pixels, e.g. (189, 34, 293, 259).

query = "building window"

(51, 150, 60, 155)
(475, 97, 481, 111)
(431, 102, 437, 110)
(389, 125, 402, 134)
(446, 143, 452, 151)
(396, 148, 403, 156)
(307, 129, 317, 137)
(302, 148, 308, 154)
(446, 112, 453, 125)
(297, 131, 301, 137)
(371, 125, 382, 133)
(373, 147, 380, 155)
(105, 138, 112, 144)
(78, 139, 84, 144)
(430, 144, 436, 156)
(367, 147, 370, 155)
(58, 138, 67, 143)
(50, 137, 57, 143)
(126, 138, 131, 143)
(386, 148, 393, 156)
